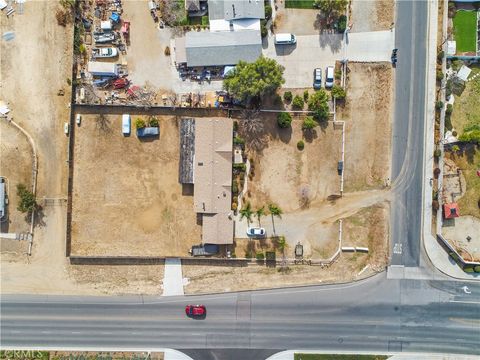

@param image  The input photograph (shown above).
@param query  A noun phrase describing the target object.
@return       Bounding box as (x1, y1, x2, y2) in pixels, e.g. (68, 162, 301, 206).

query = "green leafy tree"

(331, 85, 346, 100)
(149, 117, 159, 127)
(459, 124, 480, 144)
(314, 0, 348, 21)
(255, 206, 265, 226)
(276, 236, 286, 254)
(223, 56, 285, 104)
(277, 112, 292, 128)
(302, 116, 317, 131)
(16, 184, 37, 214)
(268, 203, 283, 235)
(283, 91, 293, 102)
(292, 95, 304, 109)
(240, 202, 253, 225)
(308, 89, 330, 121)
(135, 118, 146, 129)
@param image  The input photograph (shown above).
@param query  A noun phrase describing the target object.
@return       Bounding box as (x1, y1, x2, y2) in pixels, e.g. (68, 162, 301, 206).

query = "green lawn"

(452, 10, 477, 53)
(285, 0, 315, 9)
(451, 66, 480, 133)
(294, 355, 388, 360)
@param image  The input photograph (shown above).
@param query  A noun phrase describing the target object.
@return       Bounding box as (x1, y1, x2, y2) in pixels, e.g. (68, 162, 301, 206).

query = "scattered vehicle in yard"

(275, 33, 297, 45)
(76, 114, 82, 126)
(88, 61, 119, 77)
(136, 126, 159, 138)
(122, 114, 131, 136)
(313, 68, 322, 89)
(92, 47, 118, 59)
(113, 77, 129, 89)
(189, 244, 220, 256)
(64, 122, 69, 135)
(325, 66, 335, 88)
(93, 78, 111, 88)
(185, 305, 206, 318)
(391, 48, 398, 66)
(93, 32, 115, 44)
(247, 227, 266, 238)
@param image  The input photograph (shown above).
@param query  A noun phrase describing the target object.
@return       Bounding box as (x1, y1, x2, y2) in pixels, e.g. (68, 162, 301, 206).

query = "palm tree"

(255, 206, 265, 226)
(268, 203, 283, 235)
(239, 202, 253, 225)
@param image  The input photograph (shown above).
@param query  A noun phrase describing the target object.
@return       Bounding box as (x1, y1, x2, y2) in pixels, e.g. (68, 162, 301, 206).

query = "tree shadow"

(464, 143, 477, 164)
(303, 129, 318, 143)
(33, 207, 47, 228)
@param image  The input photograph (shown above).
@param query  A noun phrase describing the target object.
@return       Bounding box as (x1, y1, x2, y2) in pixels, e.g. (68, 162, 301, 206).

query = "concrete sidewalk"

(162, 258, 185, 296)
(266, 350, 480, 360)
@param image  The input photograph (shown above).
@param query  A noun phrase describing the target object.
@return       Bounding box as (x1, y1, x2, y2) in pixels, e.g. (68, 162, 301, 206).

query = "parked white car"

(64, 122, 69, 135)
(92, 47, 118, 59)
(76, 114, 82, 126)
(247, 227, 266, 238)
(325, 66, 335, 88)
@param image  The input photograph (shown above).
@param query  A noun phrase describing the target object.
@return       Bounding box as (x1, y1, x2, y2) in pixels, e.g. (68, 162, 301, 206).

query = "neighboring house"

(175, 0, 265, 68)
(179, 118, 234, 245)
(185, 0, 208, 17)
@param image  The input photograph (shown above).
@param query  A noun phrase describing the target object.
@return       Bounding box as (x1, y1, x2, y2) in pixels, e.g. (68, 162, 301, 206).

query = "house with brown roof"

(179, 117, 234, 245)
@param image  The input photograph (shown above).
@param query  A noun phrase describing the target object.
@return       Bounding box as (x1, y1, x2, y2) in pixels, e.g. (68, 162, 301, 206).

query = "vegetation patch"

(285, 0, 315, 9)
(452, 11, 477, 53)
(451, 66, 480, 134)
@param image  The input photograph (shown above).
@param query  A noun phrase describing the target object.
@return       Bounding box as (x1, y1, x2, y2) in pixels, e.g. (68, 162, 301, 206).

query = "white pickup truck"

(92, 47, 118, 59)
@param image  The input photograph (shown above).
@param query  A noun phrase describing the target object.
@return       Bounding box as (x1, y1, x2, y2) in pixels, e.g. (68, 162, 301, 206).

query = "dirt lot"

(274, 7, 321, 36)
(350, 0, 395, 32)
(71, 115, 201, 256)
(0, 122, 33, 234)
(244, 115, 342, 213)
(340, 63, 393, 192)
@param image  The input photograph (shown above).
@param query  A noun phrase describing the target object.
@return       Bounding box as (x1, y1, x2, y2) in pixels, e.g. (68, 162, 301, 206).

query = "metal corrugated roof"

(185, 30, 261, 67)
(208, 0, 265, 21)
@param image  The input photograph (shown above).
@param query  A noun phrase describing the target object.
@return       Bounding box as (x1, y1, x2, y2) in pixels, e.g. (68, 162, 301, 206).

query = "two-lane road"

(1, 274, 480, 355)
(390, 0, 429, 267)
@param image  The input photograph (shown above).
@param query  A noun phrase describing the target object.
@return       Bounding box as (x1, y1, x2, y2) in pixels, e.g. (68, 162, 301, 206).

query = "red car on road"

(185, 304, 206, 318)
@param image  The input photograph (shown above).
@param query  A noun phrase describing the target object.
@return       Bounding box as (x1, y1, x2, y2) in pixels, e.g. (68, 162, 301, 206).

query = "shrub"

(66, 78, 72, 86)
(302, 116, 317, 130)
(434, 149, 441, 158)
(432, 200, 439, 211)
(445, 113, 453, 131)
(335, 69, 342, 80)
(446, 103, 453, 116)
(436, 69, 444, 81)
(451, 59, 462, 72)
(451, 144, 460, 152)
(149, 117, 159, 127)
(474, 265, 480, 273)
(135, 118, 146, 129)
(437, 50, 444, 63)
(433, 167, 441, 178)
(233, 120, 238, 132)
(303, 90, 309, 102)
(331, 85, 346, 100)
(277, 112, 292, 128)
(232, 181, 239, 195)
(56, 9, 69, 26)
(201, 15, 209, 26)
(233, 163, 247, 171)
(435, 101, 444, 110)
(452, 130, 457, 137)
(337, 14, 347, 33)
(256, 252, 265, 260)
(232, 202, 238, 211)
(260, 19, 268, 37)
(16, 183, 37, 214)
(448, 1, 456, 17)
(283, 91, 293, 102)
(245, 250, 253, 259)
(292, 95, 304, 109)
(265, 5, 272, 19)
(234, 136, 245, 145)
(164, 46, 170, 56)
(297, 140, 305, 150)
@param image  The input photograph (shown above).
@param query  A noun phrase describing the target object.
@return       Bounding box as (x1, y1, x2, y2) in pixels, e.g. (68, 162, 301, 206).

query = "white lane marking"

(449, 300, 480, 305)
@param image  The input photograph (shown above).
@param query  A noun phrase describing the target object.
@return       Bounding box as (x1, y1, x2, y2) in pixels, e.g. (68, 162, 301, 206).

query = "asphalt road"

(390, 0, 428, 267)
(1, 274, 480, 357)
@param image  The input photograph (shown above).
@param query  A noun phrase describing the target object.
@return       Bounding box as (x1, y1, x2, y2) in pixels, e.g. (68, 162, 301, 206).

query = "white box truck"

(122, 114, 131, 136)
(87, 61, 119, 77)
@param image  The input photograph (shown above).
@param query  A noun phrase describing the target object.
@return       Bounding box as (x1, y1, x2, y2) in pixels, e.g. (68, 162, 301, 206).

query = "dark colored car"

(313, 68, 322, 89)
(185, 305, 206, 318)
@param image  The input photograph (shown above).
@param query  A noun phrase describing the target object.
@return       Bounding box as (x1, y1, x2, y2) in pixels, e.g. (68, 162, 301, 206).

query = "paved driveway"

(263, 30, 395, 88)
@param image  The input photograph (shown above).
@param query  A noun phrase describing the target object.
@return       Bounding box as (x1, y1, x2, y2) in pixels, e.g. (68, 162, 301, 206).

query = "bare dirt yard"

(71, 115, 201, 257)
(350, 0, 395, 33)
(274, 7, 321, 36)
(340, 63, 393, 192)
(244, 115, 342, 213)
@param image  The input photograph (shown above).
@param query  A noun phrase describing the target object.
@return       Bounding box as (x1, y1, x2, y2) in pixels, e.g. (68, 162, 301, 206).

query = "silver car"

(313, 68, 322, 89)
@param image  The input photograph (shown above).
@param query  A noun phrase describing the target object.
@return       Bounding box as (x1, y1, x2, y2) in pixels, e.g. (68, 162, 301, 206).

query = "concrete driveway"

(263, 30, 395, 88)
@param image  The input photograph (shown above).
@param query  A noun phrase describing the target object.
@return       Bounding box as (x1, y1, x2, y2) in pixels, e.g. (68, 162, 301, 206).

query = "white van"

(122, 114, 131, 135)
(325, 66, 335, 88)
(274, 33, 297, 45)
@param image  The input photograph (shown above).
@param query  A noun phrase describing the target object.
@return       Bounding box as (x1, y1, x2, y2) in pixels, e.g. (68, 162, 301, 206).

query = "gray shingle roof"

(185, 30, 261, 67)
(209, 0, 265, 21)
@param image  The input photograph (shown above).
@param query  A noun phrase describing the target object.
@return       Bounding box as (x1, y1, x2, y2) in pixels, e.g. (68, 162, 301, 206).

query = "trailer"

(189, 244, 220, 257)
(88, 61, 119, 77)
